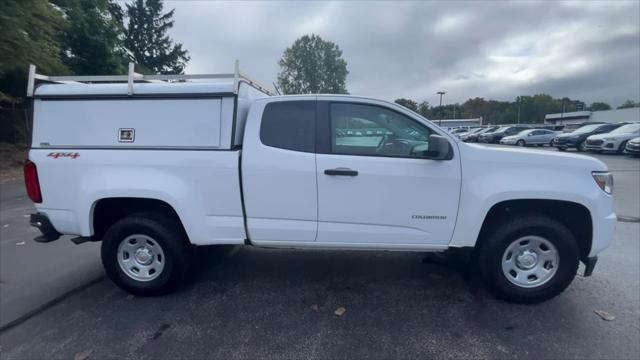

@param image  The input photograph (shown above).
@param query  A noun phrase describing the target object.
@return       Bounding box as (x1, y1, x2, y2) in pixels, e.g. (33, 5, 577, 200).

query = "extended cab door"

(314, 100, 461, 246)
(241, 98, 318, 242)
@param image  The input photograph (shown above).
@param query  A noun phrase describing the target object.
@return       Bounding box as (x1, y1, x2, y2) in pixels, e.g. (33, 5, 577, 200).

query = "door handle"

(324, 168, 358, 176)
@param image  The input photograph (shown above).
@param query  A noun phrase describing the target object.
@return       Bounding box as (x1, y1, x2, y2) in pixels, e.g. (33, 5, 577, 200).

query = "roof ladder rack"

(27, 61, 275, 97)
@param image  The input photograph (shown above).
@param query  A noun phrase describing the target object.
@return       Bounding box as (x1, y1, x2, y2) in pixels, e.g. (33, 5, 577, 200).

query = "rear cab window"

(260, 101, 316, 152)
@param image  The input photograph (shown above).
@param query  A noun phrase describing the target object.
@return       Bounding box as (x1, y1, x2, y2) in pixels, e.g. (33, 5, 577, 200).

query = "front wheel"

(475, 215, 579, 303)
(516, 140, 525, 147)
(101, 213, 193, 295)
(617, 141, 628, 154)
(577, 141, 587, 152)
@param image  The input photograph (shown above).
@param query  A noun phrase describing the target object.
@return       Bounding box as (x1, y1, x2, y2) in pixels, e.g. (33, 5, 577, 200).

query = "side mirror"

(425, 134, 452, 160)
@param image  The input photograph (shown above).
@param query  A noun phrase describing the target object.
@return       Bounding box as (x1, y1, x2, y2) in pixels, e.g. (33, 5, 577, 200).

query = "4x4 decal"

(47, 152, 80, 159)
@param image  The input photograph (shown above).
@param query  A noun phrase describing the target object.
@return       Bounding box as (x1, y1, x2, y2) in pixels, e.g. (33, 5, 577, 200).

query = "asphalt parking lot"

(0, 146, 638, 359)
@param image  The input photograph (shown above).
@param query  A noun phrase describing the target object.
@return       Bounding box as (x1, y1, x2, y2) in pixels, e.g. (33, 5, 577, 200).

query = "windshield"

(494, 126, 510, 133)
(609, 123, 640, 134)
(572, 124, 601, 134)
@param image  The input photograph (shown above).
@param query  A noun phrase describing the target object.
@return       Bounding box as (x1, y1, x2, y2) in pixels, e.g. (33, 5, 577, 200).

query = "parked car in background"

(561, 122, 605, 133)
(585, 122, 640, 154)
(479, 125, 532, 144)
(553, 123, 623, 152)
(625, 137, 640, 156)
(449, 128, 469, 136)
(461, 126, 498, 142)
(454, 127, 482, 138)
(500, 128, 559, 147)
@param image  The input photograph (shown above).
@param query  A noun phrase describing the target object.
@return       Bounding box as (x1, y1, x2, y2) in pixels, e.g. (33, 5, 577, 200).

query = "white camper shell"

(28, 62, 271, 150)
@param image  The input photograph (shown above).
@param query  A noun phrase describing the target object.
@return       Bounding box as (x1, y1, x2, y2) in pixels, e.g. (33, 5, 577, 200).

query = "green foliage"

(125, 0, 190, 74)
(277, 34, 349, 94)
(54, 0, 128, 75)
(396, 94, 612, 124)
(617, 100, 640, 109)
(394, 98, 418, 112)
(0, 0, 69, 102)
(589, 102, 612, 111)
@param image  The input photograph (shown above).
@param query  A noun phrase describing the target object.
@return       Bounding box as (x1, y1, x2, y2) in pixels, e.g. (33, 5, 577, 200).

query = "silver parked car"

(500, 128, 559, 147)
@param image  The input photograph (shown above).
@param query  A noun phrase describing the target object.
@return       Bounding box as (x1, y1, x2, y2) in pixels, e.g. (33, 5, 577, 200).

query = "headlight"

(603, 137, 615, 141)
(592, 171, 614, 194)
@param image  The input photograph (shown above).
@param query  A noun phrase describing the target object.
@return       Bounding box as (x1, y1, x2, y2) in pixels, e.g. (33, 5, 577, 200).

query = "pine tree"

(124, 0, 190, 74)
(54, 0, 128, 75)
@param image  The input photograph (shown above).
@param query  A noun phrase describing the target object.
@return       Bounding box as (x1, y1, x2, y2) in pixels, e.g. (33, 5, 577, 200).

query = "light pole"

(437, 91, 446, 126)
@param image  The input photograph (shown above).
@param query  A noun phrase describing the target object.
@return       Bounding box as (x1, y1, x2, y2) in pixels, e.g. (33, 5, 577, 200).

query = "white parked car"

(625, 137, 640, 156)
(23, 63, 616, 303)
(500, 129, 559, 147)
(585, 122, 640, 153)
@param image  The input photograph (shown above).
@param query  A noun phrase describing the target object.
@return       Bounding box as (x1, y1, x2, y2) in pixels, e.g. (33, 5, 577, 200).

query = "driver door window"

(330, 103, 431, 158)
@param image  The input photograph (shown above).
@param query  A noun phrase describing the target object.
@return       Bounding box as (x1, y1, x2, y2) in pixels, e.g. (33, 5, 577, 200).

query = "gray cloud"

(168, 0, 640, 106)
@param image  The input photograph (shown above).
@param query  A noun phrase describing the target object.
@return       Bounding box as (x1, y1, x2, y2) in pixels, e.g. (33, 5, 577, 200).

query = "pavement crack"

(151, 323, 171, 340)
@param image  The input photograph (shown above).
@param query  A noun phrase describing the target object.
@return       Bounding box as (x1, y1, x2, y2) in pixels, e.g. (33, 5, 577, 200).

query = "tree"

(394, 98, 418, 112)
(589, 102, 611, 111)
(618, 100, 639, 109)
(125, 0, 190, 74)
(0, 0, 69, 102)
(417, 101, 431, 118)
(277, 34, 348, 94)
(54, 0, 128, 75)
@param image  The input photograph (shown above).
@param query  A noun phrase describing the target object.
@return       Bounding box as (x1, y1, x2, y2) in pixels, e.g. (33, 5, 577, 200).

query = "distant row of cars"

(450, 122, 640, 156)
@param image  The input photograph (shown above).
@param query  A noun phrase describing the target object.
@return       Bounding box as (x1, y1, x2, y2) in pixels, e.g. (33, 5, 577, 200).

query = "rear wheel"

(101, 213, 193, 295)
(475, 214, 579, 303)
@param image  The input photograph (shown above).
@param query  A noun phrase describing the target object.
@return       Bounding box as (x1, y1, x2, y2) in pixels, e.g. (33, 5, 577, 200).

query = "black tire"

(557, 147, 566, 151)
(516, 140, 525, 147)
(101, 212, 193, 295)
(617, 141, 628, 154)
(577, 141, 586, 152)
(475, 214, 579, 303)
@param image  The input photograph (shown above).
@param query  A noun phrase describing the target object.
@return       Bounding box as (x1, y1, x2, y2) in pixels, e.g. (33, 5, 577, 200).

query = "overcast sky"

(167, 0, 639, 106)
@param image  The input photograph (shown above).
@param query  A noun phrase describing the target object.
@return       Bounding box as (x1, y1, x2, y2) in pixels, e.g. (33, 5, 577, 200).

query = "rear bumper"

(30, 213, 62, 243)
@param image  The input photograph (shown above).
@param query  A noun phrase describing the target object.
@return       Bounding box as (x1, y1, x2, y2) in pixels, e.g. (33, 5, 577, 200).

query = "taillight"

(23, 160, 42, 203)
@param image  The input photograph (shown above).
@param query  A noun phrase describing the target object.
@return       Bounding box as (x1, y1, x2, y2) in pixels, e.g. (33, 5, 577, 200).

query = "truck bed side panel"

(30, 149, 246, 245)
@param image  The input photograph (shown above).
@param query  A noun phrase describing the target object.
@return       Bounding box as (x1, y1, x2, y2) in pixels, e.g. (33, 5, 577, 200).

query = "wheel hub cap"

(501, 235, 560, 288)
(116, 234, 165, 282)
(516, 250, 538, 269)
(134, 247, 153, 265)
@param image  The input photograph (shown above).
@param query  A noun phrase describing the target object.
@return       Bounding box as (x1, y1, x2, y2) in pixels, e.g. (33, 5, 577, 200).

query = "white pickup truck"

(24, 63, 616, 303)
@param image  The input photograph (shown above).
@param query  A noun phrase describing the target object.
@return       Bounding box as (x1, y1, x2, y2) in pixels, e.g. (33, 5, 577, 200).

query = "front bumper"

(553, 137, 579, 148)
(583, 256, 598, 277)
(586, 140, 618, 152)
(500, 139, 517, 145)
(30, 213, 62, 243)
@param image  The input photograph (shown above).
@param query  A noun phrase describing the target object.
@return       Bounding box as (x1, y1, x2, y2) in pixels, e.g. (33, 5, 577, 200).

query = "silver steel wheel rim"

(117, 234, 165, 282)
(501, 235, 559, 288)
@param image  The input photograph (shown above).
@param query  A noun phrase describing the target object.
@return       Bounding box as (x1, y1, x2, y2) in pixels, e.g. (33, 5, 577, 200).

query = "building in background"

(545, 107, 640, 126)
(434, 118, 482, 129)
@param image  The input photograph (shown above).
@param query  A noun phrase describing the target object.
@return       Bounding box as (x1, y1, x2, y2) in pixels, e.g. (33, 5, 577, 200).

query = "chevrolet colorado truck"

(24, 63, 616, 303)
